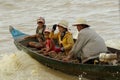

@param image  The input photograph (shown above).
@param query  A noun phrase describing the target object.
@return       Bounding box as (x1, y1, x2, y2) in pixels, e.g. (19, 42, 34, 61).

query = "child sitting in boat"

(40, 28, 61, 56)
(25, 17, 46, 49)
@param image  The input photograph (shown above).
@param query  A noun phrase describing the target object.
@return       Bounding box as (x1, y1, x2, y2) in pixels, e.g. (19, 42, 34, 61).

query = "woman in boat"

(63, 18, 108, 64)
(26, 17, 46, 49)
(49, 20, 74, 56)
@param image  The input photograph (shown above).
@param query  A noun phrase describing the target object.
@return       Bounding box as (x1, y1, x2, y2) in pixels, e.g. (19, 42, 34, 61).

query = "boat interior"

(19, 37, 120, 65)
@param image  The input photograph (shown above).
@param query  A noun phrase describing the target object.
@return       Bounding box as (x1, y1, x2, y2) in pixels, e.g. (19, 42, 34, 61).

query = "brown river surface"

(0, 0, 120, 80)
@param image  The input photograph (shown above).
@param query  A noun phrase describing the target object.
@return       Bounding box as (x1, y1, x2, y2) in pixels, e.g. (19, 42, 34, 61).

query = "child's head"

(44, 28, 51, 39)
(37, 17, 45, 27)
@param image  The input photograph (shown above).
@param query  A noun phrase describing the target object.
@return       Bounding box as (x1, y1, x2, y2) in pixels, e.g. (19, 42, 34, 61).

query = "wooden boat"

(9, 26, 120, 80)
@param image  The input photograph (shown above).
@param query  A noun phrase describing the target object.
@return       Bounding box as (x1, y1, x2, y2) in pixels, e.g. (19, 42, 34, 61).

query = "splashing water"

(0, 51, 77, 80)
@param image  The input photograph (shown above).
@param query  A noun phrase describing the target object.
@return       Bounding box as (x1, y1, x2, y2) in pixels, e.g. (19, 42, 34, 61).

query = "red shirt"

(45, 38, 61, 53)
(45, 38, 55, 51)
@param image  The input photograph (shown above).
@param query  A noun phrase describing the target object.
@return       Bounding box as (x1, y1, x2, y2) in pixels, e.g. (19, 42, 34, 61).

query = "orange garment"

(49, 31, 74, 55)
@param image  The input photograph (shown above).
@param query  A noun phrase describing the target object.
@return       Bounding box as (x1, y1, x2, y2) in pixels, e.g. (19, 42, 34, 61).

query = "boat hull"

(10, 26, 120, 80)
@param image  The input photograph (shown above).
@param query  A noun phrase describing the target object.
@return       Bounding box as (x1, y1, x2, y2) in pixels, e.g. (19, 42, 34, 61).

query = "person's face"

(37, 21, 44, 28)
(44, 32, 50, 39)
(58, 25, 65, 33)
(76, 25, 83, 32)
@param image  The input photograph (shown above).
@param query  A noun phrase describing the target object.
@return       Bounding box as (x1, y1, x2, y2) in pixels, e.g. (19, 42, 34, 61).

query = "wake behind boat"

(9, 26, 120, 80)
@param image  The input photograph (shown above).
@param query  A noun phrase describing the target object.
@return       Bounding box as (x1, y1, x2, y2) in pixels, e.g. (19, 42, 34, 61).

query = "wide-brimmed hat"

(37, 17, 45, 24)
(73, 18, 87, 26)
(58, 20, 68, 29)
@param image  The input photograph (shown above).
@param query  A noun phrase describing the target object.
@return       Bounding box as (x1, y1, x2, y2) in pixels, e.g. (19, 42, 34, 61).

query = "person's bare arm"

(62, 51, 74, 61)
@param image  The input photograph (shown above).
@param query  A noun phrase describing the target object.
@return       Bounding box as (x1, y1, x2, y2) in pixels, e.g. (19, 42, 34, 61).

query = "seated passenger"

(25, 17, 46, 49)
(63, 18, 108, 64)
(50, 20, 74, 56)
(41, 28, 61, 55)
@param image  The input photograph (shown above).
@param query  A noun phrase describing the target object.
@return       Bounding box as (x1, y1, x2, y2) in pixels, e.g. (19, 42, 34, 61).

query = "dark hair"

(80, 24, 90, 28)
(65, 28, 68, 31)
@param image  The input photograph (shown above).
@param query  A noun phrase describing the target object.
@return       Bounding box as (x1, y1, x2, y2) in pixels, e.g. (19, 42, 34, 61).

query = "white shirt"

(70, 28, 108, 63)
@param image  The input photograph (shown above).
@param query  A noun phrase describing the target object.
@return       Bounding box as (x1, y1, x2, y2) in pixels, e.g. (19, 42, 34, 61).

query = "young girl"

(41, 28, 61, 56)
